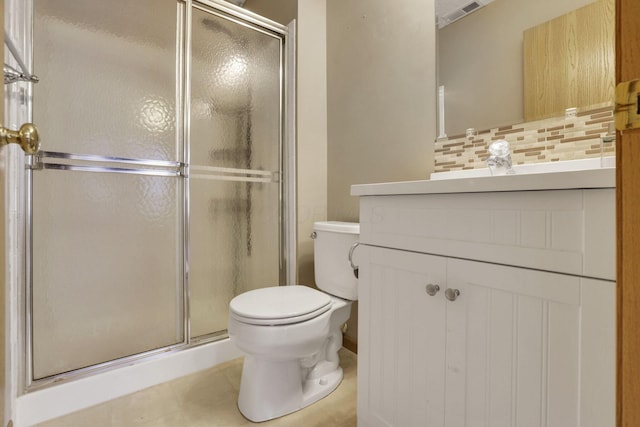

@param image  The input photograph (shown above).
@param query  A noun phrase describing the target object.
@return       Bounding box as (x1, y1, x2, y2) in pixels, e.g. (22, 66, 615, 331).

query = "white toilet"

(228, 221, 359, 422)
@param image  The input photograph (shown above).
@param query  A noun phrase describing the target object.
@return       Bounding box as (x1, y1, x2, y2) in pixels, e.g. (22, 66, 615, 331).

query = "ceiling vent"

(436, 0, 495, 29)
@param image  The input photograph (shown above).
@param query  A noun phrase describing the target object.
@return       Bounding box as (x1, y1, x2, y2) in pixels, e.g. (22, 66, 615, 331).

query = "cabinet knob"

(425, 284, 440, 296)
(445, 288, 461, 301)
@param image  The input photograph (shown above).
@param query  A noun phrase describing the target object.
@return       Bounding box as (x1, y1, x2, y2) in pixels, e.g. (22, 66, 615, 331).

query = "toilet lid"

(229, 285, 332, 326)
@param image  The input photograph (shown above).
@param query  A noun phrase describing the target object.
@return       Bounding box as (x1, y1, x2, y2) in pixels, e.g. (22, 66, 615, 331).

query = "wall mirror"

(437, 0, 615, 137)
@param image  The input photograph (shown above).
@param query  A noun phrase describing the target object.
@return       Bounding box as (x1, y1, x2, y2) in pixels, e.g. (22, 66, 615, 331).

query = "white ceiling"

(234, 0, 489, 29)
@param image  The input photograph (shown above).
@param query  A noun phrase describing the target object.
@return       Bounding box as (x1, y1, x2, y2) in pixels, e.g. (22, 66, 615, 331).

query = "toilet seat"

(229, 285, 332, 326)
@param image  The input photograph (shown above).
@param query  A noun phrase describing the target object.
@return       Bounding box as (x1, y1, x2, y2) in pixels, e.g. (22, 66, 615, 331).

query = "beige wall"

(327, 0, 438, 221)
(326, 0, 438, 345)
(243, 0, 297, 26)
(295, 0, 328, 286)
(438, 0, 595, 136)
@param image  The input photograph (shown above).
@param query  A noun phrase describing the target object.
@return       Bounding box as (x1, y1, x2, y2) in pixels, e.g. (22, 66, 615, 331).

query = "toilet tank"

(313, 221, 359, 301)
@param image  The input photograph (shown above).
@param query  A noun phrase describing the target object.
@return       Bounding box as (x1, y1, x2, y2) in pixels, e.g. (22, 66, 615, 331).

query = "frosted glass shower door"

(189, 6, 283, 338)
(31, 0, 183, 380)
(27, 0, 288, 381)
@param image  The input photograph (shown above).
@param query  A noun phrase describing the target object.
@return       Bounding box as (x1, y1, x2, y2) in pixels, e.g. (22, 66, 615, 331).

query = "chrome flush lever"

(348, 242, 360, 279)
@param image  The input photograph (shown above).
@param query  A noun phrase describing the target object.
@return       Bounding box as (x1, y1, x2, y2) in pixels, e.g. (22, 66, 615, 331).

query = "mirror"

(437, 0, 614, 137)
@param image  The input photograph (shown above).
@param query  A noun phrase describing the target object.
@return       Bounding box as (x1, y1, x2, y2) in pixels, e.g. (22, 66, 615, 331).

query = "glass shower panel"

(190, 177, 280, 337)
(190, 8, 282, 171)
(31, 0, 183, 380)
(31, 170, 182, 380)
(189, 7, 283, 338)
(33, 0, 178, 161)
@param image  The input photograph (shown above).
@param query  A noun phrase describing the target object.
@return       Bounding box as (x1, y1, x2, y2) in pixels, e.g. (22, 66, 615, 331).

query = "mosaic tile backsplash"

(434, 104, 616, 172)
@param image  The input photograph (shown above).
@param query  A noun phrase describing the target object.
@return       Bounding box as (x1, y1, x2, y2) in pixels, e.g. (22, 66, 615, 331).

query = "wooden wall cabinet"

(523, 0, 615, 121)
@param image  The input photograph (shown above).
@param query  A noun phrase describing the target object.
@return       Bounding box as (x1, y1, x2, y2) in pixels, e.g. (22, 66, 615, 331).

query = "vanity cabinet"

(353, 183, 616, 427)
(357, 246, 614, 427)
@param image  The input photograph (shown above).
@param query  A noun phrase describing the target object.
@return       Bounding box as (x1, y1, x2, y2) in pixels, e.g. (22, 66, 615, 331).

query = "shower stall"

(4, 0, 295, 424)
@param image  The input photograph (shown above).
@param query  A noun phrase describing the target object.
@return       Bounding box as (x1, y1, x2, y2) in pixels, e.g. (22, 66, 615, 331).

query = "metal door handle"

(425, 284, 440, 296)
(445, 288, 461, 301)
(0, 123, 40, 154)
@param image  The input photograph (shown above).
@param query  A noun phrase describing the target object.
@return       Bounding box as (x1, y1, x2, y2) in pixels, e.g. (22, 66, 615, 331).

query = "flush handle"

(425, 284, 440, 296)
(348, 242, 360, 279)
(445, 288, 461, 302)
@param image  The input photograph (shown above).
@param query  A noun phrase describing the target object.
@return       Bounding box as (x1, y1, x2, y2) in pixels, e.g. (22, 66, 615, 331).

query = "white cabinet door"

(358, 245, 447, 427)
(445, 259, 615, 427)
(357, 247, 615, 427)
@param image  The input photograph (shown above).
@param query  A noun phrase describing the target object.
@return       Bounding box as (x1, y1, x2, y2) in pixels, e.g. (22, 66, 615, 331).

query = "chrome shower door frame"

(184, 0, 294, 343)
(5, 0, 34, 424)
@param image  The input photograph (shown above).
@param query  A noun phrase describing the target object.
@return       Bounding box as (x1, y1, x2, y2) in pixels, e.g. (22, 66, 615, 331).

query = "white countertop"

(351, 167, 615, 196)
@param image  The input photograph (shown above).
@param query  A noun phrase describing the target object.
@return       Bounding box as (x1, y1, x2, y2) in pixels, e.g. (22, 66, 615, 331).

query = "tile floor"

(37, 348, 357, 427)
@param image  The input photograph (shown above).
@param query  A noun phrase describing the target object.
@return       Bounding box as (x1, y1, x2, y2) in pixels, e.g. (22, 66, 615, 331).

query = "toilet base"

(302, 365, 343, 407)
(237, 356, 344, 422)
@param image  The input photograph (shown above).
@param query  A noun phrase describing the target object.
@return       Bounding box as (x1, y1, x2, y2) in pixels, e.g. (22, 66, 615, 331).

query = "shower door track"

(24, 327, 231, 393)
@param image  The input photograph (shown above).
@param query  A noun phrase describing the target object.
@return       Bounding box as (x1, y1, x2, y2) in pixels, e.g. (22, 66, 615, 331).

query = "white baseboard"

(15, 339, 242, 427)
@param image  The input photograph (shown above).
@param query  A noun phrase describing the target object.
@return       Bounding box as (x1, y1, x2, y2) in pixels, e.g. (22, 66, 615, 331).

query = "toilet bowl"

(228, 221, 359, 422)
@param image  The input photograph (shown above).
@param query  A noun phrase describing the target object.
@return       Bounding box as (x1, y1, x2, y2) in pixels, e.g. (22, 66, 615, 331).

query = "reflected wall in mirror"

(437, 0, 614, 137)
